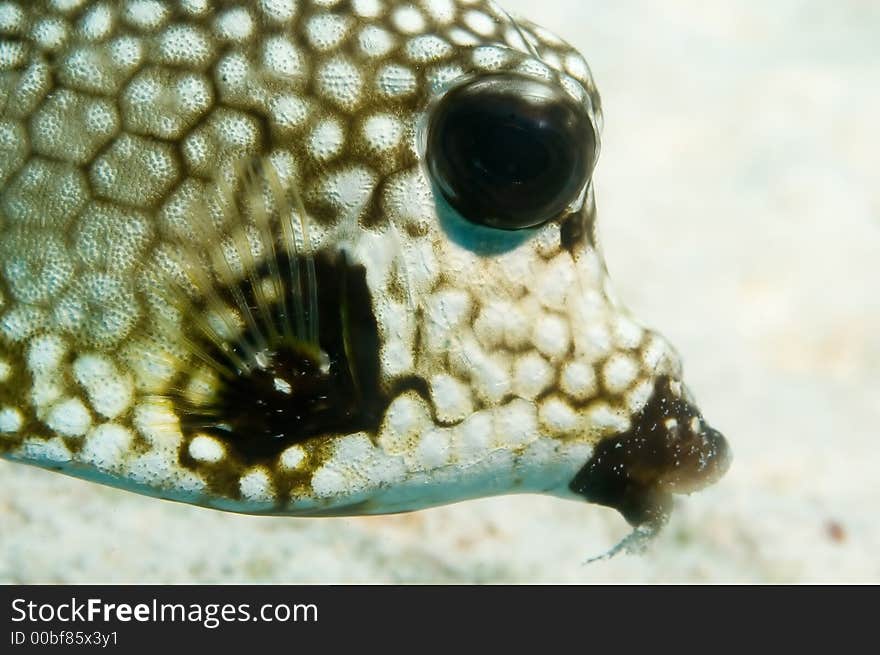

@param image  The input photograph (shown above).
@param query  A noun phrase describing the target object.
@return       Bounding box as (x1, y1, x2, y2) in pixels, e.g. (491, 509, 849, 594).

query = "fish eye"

(426, 73, 596, 231)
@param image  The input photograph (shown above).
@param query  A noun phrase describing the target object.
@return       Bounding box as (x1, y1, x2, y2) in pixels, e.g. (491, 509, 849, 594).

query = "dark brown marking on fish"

(177, 250, 387, 465)
(569, 376, 730, 527)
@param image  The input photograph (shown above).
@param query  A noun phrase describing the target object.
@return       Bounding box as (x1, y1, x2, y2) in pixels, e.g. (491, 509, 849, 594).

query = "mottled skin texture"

(0, 0, 729, 527)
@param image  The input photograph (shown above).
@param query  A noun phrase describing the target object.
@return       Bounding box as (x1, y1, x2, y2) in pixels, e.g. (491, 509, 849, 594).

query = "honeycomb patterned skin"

(0, 0, 730, 530)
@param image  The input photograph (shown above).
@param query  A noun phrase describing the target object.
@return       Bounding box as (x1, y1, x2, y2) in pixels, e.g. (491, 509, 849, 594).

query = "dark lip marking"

(569, 376, 731, 528)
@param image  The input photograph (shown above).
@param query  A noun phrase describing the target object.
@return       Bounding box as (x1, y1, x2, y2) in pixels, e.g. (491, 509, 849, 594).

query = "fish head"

(0, 0, 730, 527)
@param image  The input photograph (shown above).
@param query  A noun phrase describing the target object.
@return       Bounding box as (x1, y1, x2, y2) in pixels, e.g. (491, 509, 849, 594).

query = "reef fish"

(0, 0, 730, 531)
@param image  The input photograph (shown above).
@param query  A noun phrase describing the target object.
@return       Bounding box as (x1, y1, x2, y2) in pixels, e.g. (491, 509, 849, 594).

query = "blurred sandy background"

(2, 0, 878, 583)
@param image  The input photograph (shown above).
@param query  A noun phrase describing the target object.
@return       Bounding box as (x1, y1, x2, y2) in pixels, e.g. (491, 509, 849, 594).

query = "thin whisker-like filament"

(230, 160, 279, 346)
(287, 176, 320, 346)
(262, 159, 300, 343)
(209, 172, 270, 356)
(159, 247, 254, 374)
(249, 160, 286, 344)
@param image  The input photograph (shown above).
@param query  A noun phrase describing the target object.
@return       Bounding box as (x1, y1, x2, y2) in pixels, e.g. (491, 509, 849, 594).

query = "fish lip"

(568, 376, 731, 527)
(669, 422, 732, 493)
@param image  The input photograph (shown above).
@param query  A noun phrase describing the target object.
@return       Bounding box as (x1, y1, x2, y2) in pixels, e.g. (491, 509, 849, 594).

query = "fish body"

(0, 0, 729, 528)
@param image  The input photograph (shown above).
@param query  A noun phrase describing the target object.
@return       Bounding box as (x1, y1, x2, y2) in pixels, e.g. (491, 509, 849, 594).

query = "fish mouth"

(569, 376, 731, 528)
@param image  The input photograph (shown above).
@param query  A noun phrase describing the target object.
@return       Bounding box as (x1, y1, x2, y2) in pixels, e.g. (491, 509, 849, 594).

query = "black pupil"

(478, 120, 551, 186)
(427, 74, 595, 230)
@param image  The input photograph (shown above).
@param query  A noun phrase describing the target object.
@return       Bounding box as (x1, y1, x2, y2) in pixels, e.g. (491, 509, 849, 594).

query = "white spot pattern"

(0, 0, 712, 523)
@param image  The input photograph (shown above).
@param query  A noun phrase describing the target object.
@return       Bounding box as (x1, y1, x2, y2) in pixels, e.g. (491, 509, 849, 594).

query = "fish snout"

(569, 376, 731, 527)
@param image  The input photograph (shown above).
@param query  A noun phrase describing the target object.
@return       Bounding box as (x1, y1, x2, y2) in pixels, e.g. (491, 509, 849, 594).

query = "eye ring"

(425, 73, 596, 231)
